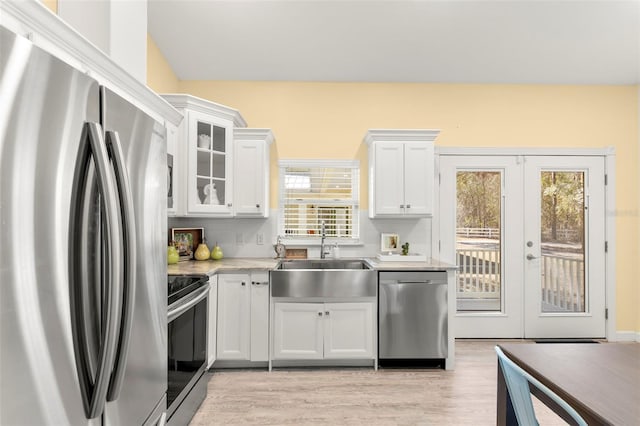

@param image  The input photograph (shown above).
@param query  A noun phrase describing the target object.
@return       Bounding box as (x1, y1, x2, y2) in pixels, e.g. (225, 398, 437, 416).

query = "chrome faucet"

(320, 221, 330, 259)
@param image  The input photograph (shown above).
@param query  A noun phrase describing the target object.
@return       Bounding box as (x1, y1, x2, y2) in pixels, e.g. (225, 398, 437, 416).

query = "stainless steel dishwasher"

(378, 271, 448, 361)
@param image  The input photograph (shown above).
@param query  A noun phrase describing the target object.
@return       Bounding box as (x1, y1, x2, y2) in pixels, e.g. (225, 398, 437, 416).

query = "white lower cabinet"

(323, 303, 374, 359)
(207, 275, 218, 368)
(216, 272, 269, 362)
(273, 303, 324, 359)
(273, 302, 374, 360)
(249, 276, 270, 361)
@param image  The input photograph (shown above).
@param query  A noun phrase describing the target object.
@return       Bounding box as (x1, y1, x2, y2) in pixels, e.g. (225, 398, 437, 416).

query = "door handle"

(69, 122, 123, 419)
(526, 254, 538, 260)
(105, 130, 137, 402)
(167, 284, 210, 322)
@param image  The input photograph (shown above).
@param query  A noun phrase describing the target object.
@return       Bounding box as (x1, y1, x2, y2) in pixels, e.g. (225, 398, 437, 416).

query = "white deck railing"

(457, 249, 585, 312)
(541, 255, 584, 312)
(457, 249, 500, 298)
(456, 228, 500, 238)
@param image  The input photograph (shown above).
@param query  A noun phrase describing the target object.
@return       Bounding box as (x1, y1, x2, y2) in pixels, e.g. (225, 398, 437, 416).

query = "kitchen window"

(278, 160, 359, 243)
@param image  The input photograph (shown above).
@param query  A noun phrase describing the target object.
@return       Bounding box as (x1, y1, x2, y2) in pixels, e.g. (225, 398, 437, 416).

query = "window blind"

(279, 161, 359, 241)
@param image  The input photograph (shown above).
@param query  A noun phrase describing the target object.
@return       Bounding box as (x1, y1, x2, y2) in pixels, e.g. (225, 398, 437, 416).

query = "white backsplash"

(168, 211, 432, 259)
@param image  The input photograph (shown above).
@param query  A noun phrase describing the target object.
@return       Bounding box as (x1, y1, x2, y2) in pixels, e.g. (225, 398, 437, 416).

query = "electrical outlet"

(236, 232, 244, 244)
(256, 233, 264, 245)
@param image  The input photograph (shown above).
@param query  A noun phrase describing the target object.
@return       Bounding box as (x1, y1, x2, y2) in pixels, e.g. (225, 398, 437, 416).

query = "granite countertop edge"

(168, 257, 457, 276)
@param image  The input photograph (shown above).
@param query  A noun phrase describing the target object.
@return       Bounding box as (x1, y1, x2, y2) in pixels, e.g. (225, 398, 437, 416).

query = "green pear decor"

(211, 242, 224, 260)
(194, 239, 210, 261)
(167, 244, 179, 264)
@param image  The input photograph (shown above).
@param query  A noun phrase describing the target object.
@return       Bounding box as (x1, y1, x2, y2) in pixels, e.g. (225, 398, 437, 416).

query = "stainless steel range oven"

(167, 275, 210, 426)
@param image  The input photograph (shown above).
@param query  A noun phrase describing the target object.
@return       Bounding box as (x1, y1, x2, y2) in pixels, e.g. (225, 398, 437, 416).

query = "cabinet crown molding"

(161, 93, 247, 128)
(234, 128, 275, 145)
(364, 129, 441, 145)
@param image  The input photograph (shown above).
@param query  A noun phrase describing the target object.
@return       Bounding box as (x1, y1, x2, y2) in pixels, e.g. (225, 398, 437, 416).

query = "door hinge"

(605, 308, 608, 320)
(438, 173, 441, 185)
(604, 174, 608, 185)
(438, 240, 441, 252)
(605, 241, 608, 253)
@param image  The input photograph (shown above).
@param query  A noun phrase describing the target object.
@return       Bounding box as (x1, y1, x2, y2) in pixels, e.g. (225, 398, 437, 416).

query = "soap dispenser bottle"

(332, 242, 340, 259)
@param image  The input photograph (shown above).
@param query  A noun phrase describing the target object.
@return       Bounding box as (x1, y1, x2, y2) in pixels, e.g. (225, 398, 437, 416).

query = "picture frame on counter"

(380, 233, 400, 253)
(170, 227, 204, 261)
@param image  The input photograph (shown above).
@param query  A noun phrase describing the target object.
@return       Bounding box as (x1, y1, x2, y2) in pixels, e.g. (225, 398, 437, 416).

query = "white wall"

(169, 211, 432, 259)
(58, 0, 147, 82)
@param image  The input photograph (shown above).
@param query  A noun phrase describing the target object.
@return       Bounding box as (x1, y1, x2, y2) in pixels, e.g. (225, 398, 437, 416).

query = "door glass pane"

(540, 171, 585, 313)
(196, 177, 209, 205)
(456, 171, 502, 312)
(211, 125, 226, 152)
(196, 151, 210, 177)
(211, 152, 226, 179)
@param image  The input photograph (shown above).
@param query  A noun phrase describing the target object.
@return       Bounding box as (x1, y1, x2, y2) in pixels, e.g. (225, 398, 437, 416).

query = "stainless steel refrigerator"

(0, 26, 167, 425)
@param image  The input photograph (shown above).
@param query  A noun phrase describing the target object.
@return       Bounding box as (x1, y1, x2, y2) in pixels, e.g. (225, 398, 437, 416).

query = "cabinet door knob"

(241, 282, 246, 286)
(317, 312, 323, 316)
(325, 311, 330, 316)
(400, 204, 405, 209)
(256, 204, 260, 208)
(406, 204, 411, 209)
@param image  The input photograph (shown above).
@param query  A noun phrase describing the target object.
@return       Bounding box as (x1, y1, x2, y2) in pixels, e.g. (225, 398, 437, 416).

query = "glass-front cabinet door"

(160, 93, 246, 217)
(187, 110, 234, 216)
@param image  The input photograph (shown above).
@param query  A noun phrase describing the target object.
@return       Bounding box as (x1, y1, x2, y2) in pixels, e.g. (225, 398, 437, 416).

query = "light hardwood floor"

(190, 340, 566, 425)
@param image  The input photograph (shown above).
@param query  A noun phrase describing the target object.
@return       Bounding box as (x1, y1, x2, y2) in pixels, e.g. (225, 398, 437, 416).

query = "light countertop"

(365, 258, 457, 271)
(168, 257, 456, 276)
(168, 257, 280, 276)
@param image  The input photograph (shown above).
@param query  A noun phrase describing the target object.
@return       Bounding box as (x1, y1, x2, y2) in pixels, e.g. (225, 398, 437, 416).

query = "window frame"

(277, 159, 360, 245)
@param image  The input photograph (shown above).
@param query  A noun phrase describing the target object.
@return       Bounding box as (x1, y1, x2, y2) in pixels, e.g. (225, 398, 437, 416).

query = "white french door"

(439, 154, 607, 338)
(522, 156, 606, 338)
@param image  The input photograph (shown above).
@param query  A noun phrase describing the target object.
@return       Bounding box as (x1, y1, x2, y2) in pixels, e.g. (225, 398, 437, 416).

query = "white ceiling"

(148, 0, 640, 85)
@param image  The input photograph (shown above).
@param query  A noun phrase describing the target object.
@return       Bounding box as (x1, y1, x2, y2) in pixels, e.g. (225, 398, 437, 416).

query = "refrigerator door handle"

(105, 130, 137, 402)
(69, 122, 124, 419)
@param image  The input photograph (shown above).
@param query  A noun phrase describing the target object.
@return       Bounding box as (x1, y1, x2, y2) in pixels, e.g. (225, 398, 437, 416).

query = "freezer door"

(0, 26, 101, 425)
(101, 88, 168, 426)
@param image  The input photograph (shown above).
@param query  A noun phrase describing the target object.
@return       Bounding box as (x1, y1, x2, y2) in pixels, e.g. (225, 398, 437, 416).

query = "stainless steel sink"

(276, 259, 371, 270)
(271, 259, 376, 298)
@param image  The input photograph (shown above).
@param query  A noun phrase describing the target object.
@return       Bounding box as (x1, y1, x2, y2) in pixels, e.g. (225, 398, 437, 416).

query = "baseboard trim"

(612, 331, 640, 342)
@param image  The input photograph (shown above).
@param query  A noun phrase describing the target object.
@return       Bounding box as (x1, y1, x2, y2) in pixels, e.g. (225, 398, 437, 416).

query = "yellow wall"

(179, 81, 638, 334)
(41, 0, 57, 14)
(146, 47, 639, 335)
(146, 35, 179, 93)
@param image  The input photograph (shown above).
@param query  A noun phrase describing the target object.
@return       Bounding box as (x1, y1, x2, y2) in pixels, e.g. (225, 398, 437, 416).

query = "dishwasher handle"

(380, 279, 447, 285)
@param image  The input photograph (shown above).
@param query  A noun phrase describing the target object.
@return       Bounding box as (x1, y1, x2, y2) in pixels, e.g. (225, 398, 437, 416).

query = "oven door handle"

(168, 283, 210, 322)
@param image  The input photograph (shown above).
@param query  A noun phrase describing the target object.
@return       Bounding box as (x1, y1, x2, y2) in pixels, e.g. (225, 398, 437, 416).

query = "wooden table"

(497, 343, 640, 425)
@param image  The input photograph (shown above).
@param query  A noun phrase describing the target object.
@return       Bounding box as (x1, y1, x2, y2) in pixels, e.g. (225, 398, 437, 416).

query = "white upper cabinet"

(365, 129, 439, 218)
(162, 94, 246, 217)
(233, 129, 274, 218)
